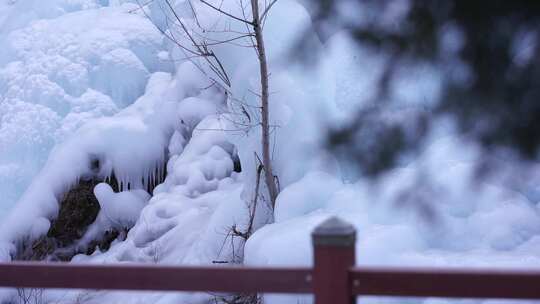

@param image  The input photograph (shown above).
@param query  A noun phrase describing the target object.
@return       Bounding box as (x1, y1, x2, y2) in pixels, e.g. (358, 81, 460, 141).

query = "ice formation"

(0, 1, 540, 304)
(0, 1, 171, 220)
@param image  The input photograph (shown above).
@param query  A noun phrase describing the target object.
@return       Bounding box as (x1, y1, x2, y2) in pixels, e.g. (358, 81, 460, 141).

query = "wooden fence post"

(312, 216, 356, 304)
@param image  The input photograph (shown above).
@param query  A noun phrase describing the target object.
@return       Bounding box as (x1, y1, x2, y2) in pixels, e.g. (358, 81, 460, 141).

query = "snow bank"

(245, 133, 540, 304)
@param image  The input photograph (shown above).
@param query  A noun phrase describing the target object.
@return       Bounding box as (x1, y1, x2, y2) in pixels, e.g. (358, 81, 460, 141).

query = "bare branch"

(165, 0, 232, 86)
(199, 0, 255, 26)
(128, 0, 155, 13)
(261, 0, 278, 23)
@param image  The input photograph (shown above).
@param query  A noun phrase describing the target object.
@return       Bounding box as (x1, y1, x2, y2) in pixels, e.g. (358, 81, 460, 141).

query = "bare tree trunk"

(251, 0, 278, 208)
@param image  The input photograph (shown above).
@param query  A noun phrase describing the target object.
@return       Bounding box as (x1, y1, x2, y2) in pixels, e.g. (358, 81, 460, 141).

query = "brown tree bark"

(251, 0, 278, 208)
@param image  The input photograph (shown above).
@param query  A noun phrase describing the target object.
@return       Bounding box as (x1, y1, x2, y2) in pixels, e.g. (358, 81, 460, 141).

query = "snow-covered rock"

(94, 183, 150, 228)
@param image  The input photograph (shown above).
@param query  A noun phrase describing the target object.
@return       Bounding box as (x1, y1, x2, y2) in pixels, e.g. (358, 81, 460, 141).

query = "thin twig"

(199, 0, 255, 25)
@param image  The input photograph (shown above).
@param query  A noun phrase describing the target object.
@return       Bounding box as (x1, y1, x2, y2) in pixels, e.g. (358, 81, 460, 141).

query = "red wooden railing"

(1, 217, 540, 303)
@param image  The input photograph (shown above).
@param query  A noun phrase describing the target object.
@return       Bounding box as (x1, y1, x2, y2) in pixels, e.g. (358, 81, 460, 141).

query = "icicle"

(158, 161, 162, 184)
(151, 166, 156, 190)
(154, 163, 159, 188)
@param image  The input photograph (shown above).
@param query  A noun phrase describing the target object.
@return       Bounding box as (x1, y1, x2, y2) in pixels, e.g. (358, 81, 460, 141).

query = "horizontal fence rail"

(1, 217, 540, 304)
(351, 267, 540, 299)
(0, 262, 312, 293)
(2, 263, 540, 300)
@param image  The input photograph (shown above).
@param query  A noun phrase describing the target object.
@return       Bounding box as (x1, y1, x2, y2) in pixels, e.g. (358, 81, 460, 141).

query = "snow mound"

(94, 183, 150, 228)
(274, 171, 342, 222)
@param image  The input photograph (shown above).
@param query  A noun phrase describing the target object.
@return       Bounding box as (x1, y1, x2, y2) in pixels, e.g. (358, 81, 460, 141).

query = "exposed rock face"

(233, 154, 242, 173)
(48, 179, 106, 247)
(14, 177, 121, 261)
(84, 229, 124, 255)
